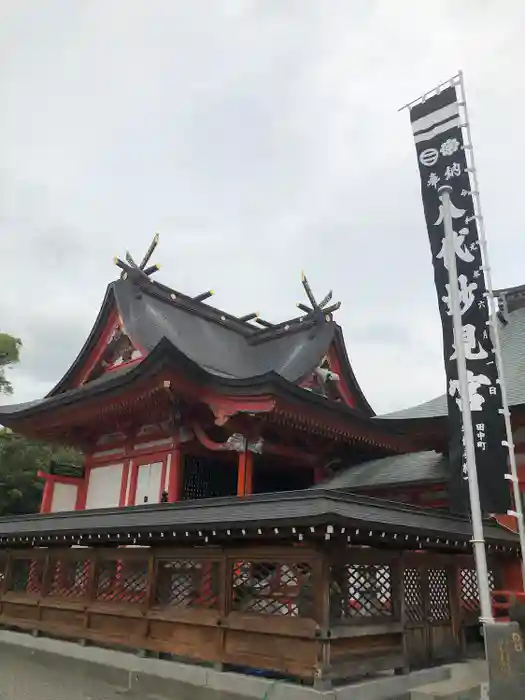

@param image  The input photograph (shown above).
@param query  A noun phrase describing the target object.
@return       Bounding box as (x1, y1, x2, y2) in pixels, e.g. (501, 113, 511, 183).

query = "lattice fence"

(95, 559, 148, 603)
(8, 558, 44, 594)
(231, 561, 313, 617)
(155, 559, 220, 609)
(403, 567, 425, 622)
(330, 564, 393, 621)
(49, 558, 90, 598)
(460, 568, 496, 617)
(182, 456, 237, 500)
(427, 568, 451, 622)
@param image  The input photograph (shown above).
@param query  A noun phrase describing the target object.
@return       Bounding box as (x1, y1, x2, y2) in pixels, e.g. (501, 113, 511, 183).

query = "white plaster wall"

(149, 462, 162, 502)
(135, 462, 163, 504)
(51, 483, 78, 512)
(85, 463, 123, 509)
(164, 453, 172, 493)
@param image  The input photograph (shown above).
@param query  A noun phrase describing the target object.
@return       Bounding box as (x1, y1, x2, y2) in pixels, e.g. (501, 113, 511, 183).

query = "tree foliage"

(0, 332, 22, 395)
(0, 331, 82, 516)
(0, 429, 83, 517)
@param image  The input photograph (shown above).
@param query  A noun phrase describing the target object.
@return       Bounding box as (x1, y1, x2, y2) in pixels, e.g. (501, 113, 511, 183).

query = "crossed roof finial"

(297, 271, 341, 320)
(114, 234, 161, 281)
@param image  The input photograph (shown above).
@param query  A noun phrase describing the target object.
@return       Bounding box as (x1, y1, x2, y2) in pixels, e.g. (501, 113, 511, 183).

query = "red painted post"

(40, 478, 54, 513)
(167, 445, 183, 502)
(237, 450, 253, 496)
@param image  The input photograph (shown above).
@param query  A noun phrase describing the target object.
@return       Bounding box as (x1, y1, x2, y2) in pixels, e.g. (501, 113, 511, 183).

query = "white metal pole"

(439, 184, 494, 623)
(457, 70, 525, 586)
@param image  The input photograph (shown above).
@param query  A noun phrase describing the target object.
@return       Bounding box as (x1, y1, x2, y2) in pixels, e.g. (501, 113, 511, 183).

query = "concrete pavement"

(0, 643, 138, 700)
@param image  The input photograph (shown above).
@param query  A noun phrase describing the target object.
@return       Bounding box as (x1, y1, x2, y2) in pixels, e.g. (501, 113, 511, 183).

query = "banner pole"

(439, 184, 494, 623)
(457, 70, 525, 586)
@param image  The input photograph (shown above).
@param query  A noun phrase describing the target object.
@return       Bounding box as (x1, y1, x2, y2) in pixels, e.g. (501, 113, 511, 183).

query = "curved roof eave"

(332, 326, 375, 417)
(0, 336, 404, 449)
(46, 283, 117, 398)
(0, 337, 280, 422)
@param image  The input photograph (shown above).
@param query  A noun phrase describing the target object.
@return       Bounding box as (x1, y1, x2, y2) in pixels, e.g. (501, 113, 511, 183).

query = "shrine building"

(0, 241, 409, 513)
(0, 241, 523, 687)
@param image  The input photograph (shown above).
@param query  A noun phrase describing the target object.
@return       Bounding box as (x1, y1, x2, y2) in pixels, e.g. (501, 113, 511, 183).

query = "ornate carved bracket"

(192, 424, 263, 454)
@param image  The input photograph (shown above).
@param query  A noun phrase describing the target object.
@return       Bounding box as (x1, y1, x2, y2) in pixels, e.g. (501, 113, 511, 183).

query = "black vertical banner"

(409, 86, 510, 515)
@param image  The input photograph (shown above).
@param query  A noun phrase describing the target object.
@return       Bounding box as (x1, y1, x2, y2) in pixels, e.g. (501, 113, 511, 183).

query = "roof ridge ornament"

(297, 271, 341, 322)
(114, 233, 161, 281)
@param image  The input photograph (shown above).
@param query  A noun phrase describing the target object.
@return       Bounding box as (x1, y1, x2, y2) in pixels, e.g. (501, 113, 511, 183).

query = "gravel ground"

(0, 645, 142, 700)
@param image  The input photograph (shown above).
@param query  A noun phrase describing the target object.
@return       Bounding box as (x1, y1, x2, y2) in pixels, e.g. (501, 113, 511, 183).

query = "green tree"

(0, 332, 22, 395)
(0, 331, 82, 515)
(0, 429, 82, 516)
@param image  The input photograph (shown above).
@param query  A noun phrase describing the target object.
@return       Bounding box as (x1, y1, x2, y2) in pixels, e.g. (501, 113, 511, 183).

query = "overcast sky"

(1, 1, 524, 415)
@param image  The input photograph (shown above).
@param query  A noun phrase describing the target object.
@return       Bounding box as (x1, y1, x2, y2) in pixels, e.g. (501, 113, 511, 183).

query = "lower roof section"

(315, 451, 448, 490)
(0, 338, 407, 452)
(0, 489, 516, 549)
(378, 305, 525, 421)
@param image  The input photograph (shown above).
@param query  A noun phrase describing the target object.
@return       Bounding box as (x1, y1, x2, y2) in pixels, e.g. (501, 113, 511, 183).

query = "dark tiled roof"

(111, 278, 336, 384)
(379, 306, 525, 420)
(0, 339, 400, 453)
(0, 489, 516, 544)
(0, 273, 375, 421)
(315, 451, 447, 490)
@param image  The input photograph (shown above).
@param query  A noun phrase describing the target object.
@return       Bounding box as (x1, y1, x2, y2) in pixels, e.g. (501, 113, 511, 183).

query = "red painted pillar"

(167, 445, 183, 502)
(237, 451, 253, 496)
(40, 478, 54, 513)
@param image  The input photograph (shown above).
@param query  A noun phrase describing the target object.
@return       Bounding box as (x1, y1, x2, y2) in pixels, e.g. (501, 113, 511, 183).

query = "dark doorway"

(182, 455, 237, 500)
(253, 456, 313, 494)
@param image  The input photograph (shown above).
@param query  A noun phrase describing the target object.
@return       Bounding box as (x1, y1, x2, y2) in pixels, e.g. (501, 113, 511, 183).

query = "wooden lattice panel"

(182, 457, 237, 500)
(8, 557, 44, 594)
(427, 568, 450, 622)
(155, 559, 220, 609)
(330, 564, 393, 620)
(49, 559, 90, 598)
(460, 568, 496, 615)
(403, 567, 425, 622)
(95, 560, 148, 603)
(232, 561, 313, 617)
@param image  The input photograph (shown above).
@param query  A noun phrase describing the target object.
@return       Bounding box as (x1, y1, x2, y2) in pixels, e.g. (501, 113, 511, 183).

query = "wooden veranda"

(0, 544, 506, 686)
(0, 491, 519, 686)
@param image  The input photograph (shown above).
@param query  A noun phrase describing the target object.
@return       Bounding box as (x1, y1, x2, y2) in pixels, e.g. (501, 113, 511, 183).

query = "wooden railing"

(0, 545, 407, 684)
(0, 545, 503, 683)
